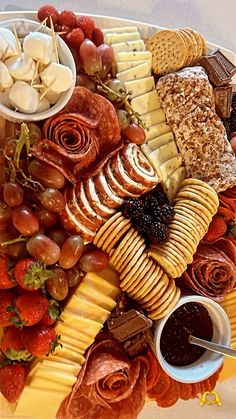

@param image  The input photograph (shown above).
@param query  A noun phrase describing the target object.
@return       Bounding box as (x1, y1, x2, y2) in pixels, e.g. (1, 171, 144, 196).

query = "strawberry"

(37, 5, 59, 24)
(40, 299, 61, 326)
(13, 258, 52, 291)
(203, 215, 227, 243)
(92, 27, 104, 46)
(0, 255, 16, 289)
(1, 327, 32, 361)
(65, 27, 85, 49)
(22, 325, 59, 357)
(58, 10, 77, 28)
(13, 293, 49, 327)
(0, 363, 26, 402)
(0, 290, 15, 327)
(77, 16, 95, 39)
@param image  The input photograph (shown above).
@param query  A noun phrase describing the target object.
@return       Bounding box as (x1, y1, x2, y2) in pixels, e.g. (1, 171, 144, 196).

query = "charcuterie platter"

(0, 6, 236, 419)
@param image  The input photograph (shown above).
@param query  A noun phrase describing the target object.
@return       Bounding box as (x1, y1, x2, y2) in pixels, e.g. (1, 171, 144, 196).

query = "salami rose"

(57, 338, 149, 419)
(181, 238, 236, 301)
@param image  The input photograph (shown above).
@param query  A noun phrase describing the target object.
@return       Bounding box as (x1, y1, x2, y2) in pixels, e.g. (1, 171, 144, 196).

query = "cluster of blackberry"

(120, 189, 174, 244)
(223, 93, 236, 139)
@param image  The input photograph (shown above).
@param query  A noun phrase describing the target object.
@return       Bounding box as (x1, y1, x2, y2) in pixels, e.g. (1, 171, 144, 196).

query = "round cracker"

(125, 259, 155, 295)
(183, 184, 219, 207)
(149, 250, 179, 278)
(147, 29, 186, 75)
(166, 236, 194, 264)
(94, 212, 122, 245)
(110, 227, 137, 265)
(116, 235, 145, 271)
(198, 31, 207, 55)
(152, 246, 186, 274)
(181, 28, 198, 64)
(169, 231, 196, 254)
(119, 242, 146, 275)
(138, 272, 169, 305)
(181, 177, 216, 194)
(169, 220, 200, 245)
(172, 212, 202, 239)
(185, 28, 203, 60)
(101, 219, 132, 253)
(174, 208, 207, 236)
(175, 190, 216, 214)
(143, 278, 176, 310)
(120, 256, 149, 289)
(119, 252, 147, 282)
(131, 264, 162, 300)
(178, 29, 194, 66)
(175, 201, 211, 227)
(128, 262, 157, 298)
(148, 287, 181, 319)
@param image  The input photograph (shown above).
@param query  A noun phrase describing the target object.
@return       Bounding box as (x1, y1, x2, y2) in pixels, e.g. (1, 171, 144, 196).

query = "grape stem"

(3, 123, 44, 191)
(0, 236, 27, 246)
(92, 75, 146, 128)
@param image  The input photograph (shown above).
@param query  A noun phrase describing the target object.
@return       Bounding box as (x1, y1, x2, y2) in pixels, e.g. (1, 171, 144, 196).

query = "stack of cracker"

(147, 28, 206, 75)
(94, 212, 180, 320)
(150, 178, 219, 278)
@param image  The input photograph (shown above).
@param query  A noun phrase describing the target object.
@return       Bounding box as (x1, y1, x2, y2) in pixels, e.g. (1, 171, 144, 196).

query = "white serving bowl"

(154, 295, 231, 383)
(0, 18, 76, 122)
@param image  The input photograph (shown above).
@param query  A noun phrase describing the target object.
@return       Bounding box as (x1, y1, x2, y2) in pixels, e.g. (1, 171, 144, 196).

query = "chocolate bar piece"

(199, 55, 231, 86)
(124, 329, 153, 357)
(108, 309, 152, 342)
(211, 49, 236, 78)
(214, 85, 233, 118)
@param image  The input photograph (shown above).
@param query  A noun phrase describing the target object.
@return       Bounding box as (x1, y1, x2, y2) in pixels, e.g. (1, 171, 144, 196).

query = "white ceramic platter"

(0, 10, 236, 419)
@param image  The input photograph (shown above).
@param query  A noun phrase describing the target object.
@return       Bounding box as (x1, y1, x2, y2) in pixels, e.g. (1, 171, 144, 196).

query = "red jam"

(160, 302, 213, 366)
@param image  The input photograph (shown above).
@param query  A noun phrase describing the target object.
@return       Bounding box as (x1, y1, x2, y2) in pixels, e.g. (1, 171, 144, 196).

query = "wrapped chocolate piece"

(212, 49, 236, 78)
(108, 309, 153, 342)
(214, 85, 233, 118)
(199, 55, 231, 86)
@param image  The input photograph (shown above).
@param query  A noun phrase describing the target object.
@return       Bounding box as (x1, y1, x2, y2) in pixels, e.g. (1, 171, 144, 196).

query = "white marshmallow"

(40, 86, 62, 104)
(0, 88, 12, 108)
(9, 81, 39, 113)
(0, 61, 13, 89)
(37, 97, 50, 112)
(0, 28, 18, 60)
(5, 53, 36, 81)
(41, 62, 73, 93)
(23, 32, 54, 65)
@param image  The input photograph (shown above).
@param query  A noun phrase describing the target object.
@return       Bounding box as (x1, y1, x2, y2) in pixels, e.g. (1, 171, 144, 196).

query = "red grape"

(5, 241, 28, 259)
(107, 79, 126, 101)
(117, 110, 130, 129)
(12, 205, 39, 236)
(46, 268, 68, 301)
(3, 182, 24, 207)
(79, 39, 102, 75)
(66, 266, 84, 287)
(48, 229, 68, 247)
(59, 235, 84, 269)
(79, 249, 109, 272)
(26, 234, 60, 265)
(76, 73, 96, 91)
(122, 123, 146, 144)
(0, 202, 11, 226)
(98, 44, 113, 79)
(28, 159, 66, 189)
(27, 123, 42, 146)
(38, 188, 66, 213)
(35, 206, 57, 228)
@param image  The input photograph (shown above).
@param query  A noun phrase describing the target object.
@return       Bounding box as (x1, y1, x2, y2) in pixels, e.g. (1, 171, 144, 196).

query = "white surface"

(0, 3, 235, 418)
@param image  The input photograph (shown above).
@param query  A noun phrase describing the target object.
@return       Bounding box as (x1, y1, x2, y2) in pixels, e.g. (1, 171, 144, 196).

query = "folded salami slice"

(181, 238, 236, 300)
(57, 338, 149, 419)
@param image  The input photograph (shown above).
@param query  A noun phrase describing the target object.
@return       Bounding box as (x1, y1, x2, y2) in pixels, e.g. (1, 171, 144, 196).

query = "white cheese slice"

(112, 40, 145, 58)
(164, 166, 187, 204)
(41, 359, 81, 375)
(60, 334, 93, 351)
(96, 265, 120, 286)
(131, 90, 161, 114)
(84, 272, 120, 299)
(78, 282, 117, 311)
(66, 294, 110, 324)
(141, 108, 166, 127)
(117, 62, 150, 82)
(159, 156, 183, 183)
(145, 123, 171, 141)
(56, 322, 94, 345)
(60, 311, 102, 337)
(29, 376, 70, 392)
(15, 386, 67, 419)
(147, 132, 174, 149)
(150, 141, 178, 167)
(117, 59, 151, 72)
(52, 344, 86, 365)
(124, 76, 155, 98)
(103, 26, 139, 34)
(117, 50, 152, 61)
(105, 32, 140, 44)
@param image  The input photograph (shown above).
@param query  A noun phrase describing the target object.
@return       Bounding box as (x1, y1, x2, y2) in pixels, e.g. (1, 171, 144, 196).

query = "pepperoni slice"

(147, 370, 171, 399)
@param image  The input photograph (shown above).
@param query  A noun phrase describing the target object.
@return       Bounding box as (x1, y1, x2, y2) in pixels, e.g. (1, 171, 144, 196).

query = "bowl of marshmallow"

(0, 18, 76, 122)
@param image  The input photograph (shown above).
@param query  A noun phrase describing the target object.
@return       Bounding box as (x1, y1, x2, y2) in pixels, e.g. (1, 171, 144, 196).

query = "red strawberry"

(92, 27, 104, 46)
(58, 10, 77, 28)
(1, 327, 31, 361)
(0, 363, 26, 402)
(22, 325, 59, 357)
(13, 293, 49, 327)
(0, 255, 16, 289)
(203, 215, 227, 243)
(13, 258, 52, 291)
(65, 27, 85, 49)
(77, 16, 95, 39)
(37, 5, 59, 24)
(0, 290, 15, 327)
(40, 299, 61, 326)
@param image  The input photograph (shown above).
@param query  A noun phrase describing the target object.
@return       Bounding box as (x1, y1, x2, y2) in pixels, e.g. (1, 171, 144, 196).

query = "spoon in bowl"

(189, 335, 236, 359)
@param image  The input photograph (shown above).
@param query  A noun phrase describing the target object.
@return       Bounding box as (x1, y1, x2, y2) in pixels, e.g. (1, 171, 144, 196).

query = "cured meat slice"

(93, 171, 124, 209)
(181, 238, 236, 300)
(76, 182, 105, 226)
(65, 187, 100, 232)
(57, 338, 149, 419)
(60, 199, 96, 242)
(103, 161, 140, 198)
(84, 178, 115, 218)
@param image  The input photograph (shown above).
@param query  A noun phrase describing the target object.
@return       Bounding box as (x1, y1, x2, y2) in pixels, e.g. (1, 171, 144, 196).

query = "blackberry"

(120, 197, 144, 220)
(222, 118, 231, 140)
(144, 191, 168, 212)
(134, 213, 153, 233)
(230, 113, 236, 132)
(151, 203, 174, 224)
(148, 221, 169, 244)
(232, 92, 236, 113)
